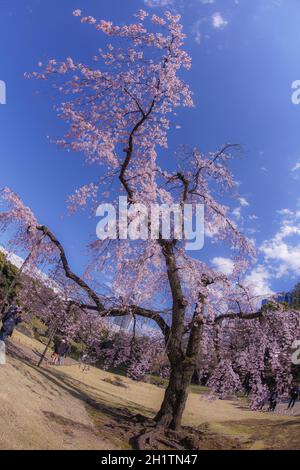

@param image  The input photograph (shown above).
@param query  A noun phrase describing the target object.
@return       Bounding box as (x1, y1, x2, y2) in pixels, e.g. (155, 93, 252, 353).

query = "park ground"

(0, 331, 299, 450)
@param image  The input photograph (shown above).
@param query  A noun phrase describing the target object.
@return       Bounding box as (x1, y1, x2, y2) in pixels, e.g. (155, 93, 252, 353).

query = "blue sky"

(1, 0, 300, 297)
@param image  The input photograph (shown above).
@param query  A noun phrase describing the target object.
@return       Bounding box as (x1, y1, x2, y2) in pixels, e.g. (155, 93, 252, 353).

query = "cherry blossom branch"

(214, 301, 298, 324)
(120, 99, 155, 203)
(214, 311, 263, 323)
(36, 225, 171, 341)
(81, 304, 171, 340)
(36, 225, 104, 312)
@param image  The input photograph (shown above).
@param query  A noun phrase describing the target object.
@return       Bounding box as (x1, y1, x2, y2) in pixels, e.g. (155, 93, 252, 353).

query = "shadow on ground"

(6, 341, 300, 450)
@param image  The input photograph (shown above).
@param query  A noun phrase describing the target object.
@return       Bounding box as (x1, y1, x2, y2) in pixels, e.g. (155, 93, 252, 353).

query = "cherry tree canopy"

(0, 9, 298, 434)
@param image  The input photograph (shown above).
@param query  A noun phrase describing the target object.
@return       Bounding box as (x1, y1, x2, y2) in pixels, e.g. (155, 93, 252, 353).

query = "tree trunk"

(154, 292, 205, 431)
(38, 320, 58, 367)
(155, 358, 195, 431)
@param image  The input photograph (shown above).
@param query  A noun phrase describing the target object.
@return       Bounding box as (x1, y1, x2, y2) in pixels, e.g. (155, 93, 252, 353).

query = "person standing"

(57, 339, 67, 366)
(287, 385, 299, 410)
(51, 337, 60, 366)
(0, 305, 22, 342)
(52, 339, 70, 366)
(268, 389, 278, 412)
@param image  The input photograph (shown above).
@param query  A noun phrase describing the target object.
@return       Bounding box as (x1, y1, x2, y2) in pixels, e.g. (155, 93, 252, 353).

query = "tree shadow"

(6, 340, 155, 448)
(5, 341, 251, 450)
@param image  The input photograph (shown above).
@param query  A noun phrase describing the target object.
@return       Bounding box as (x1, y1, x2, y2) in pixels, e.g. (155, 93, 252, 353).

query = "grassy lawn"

(2, 330, 299, 450)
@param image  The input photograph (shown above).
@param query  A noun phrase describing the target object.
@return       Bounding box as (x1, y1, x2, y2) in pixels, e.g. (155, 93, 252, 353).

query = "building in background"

(291, 282, 300, 307)
(262, 283, 300, 308)
(113, 315, 134, 331)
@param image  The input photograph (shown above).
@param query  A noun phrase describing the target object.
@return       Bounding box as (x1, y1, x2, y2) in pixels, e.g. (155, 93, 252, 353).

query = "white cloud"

(211, 207, 300, 297)
(144, 0, 174, 7)
(244, 265, 274, 297)
(191, 19, 202, 44)
(277, 208, 294, 217)
(212, 256, 234, 275)
(231, 198, 250, 221)
(205, 220, 220, 238)
(232, 207, 242, 220)
(212, 257, 273, 297)
(292, 162, 300, 172)
(212, 12, 228, 29)
(260, 209, 300, 279)
(200, 0, 215, 4)
(238, 197, 250, 207)
(260, 166, 268, 172)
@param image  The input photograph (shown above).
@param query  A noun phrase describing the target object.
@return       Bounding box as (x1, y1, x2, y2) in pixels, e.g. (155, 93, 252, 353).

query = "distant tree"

(0, 251, 19, 305)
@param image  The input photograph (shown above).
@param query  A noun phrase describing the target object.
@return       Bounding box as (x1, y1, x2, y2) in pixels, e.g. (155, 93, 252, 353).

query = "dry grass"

(0, 330, 298, 450)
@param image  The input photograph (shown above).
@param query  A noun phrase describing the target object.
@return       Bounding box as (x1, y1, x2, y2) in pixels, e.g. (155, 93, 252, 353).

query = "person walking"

(0, 305, 22, 342)
(287, 385, 299, 410)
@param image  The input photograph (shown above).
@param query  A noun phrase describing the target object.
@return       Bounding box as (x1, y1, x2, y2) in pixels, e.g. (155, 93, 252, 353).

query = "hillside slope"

(0, 341, 116, 449)
(0, 332, 299, 450)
